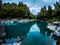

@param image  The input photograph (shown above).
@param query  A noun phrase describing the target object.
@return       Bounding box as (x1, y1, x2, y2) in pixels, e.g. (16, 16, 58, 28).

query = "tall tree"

(0, 0, 2, 9)
(37, 6, 47, 19)
(47, 6, 52, 17)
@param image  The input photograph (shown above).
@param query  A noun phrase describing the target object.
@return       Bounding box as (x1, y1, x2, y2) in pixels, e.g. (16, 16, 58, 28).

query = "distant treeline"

(37, 2, 60, 22)
(0, 1, 60, 21)
(0, 1, 35, 19)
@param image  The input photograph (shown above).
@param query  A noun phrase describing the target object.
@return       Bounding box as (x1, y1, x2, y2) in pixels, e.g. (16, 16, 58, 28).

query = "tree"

(0, 1, 35, 19)
(37, 6, 47, 19)
(47, 6, 52, 17)
(37, 1, 60, 21)
(52, 2, 60, 16)
(0, 0, 2, 9)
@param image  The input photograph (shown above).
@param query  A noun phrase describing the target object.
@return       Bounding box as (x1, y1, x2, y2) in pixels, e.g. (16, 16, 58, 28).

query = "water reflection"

(23, 24, 56, 45)
(3, 22, 34, 38)
(37, 21, 52, 35)
(2, 21, 57, 45)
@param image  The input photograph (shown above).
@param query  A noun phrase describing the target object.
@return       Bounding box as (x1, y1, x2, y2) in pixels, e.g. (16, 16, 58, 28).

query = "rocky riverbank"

(1, 19, 38, 24)
(47, 21, 60, 37)
(0, 25, 7, 44)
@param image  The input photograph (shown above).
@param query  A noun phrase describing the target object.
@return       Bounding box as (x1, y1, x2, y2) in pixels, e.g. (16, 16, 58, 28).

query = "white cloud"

(24, 2, 41, 15)
(29, 6, 41, 15)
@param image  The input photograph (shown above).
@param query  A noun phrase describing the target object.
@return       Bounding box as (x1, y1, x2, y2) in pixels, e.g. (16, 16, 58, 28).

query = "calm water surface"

(3, 21, 56, 45)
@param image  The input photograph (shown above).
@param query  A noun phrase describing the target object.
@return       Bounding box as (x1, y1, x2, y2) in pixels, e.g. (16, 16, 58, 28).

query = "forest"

(37, 2, 60, 22)
(0, 0, 60, 22)
(0, 1, 35, 19)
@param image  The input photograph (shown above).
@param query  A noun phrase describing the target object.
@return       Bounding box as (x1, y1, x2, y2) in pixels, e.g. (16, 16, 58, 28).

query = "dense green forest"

(0, 1, 35, 19)
(37, 2, 60, 22)
(0, 0, 60, 22)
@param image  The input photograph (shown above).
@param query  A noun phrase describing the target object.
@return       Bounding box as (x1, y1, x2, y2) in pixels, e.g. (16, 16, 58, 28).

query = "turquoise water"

(3, 21, 56, 45)
(23, 24, 56, 45)
(4, 21, 35, 38)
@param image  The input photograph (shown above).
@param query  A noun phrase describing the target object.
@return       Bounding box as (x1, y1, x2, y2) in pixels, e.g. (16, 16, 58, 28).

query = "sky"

(2, 0, 59, 15)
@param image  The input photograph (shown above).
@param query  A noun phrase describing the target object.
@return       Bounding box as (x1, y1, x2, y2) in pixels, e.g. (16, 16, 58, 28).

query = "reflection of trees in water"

(4, 21, 35, 38)
(2, 21, 58, 45)
(37, 21, 60, 45)
(23, 23, 56, 45)
(37, 21, 52, 35)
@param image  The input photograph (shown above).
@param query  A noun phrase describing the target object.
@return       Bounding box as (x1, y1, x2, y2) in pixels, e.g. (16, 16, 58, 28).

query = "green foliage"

(37, 2, 60, 21)
(37, 6, 47, 19)
(0, 1, 34, 19)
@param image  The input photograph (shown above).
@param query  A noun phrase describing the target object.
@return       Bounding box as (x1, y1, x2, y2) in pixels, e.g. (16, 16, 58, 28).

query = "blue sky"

(2, 0, 59, 15)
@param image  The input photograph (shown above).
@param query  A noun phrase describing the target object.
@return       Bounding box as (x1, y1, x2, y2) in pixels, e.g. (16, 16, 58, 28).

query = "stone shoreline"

(47, 21, 60, 37)
(0, 19, 39, 24)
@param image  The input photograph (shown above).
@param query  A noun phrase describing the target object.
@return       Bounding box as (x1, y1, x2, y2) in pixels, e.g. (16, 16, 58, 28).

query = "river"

(2, 21, 57, 45)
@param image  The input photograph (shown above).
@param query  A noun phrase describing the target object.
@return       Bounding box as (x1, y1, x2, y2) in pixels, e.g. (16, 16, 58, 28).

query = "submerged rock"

(0, 25, 7, 44)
